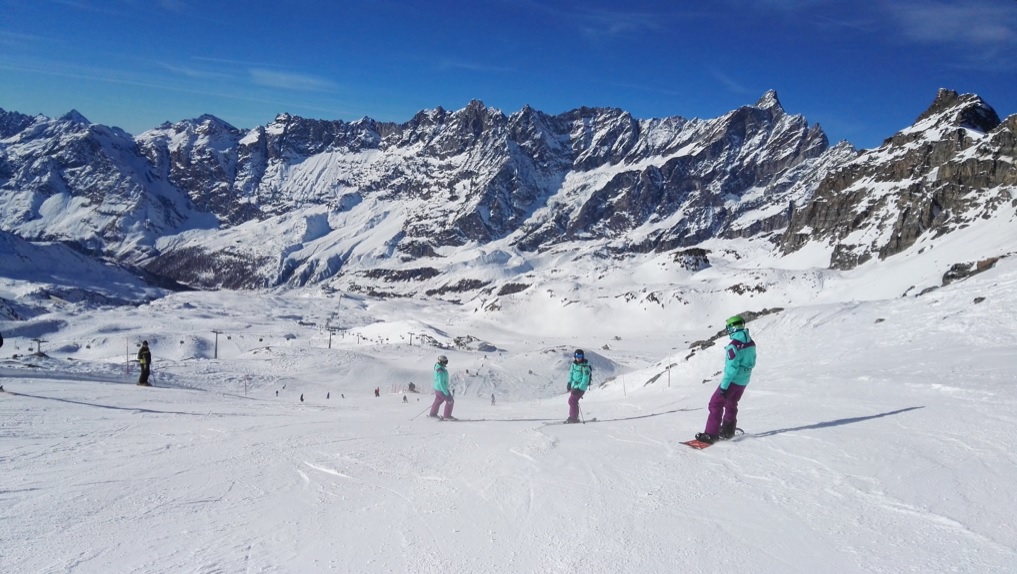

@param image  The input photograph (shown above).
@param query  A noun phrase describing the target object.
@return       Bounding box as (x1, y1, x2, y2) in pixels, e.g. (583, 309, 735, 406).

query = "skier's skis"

(545, 417, 598, 426)
(437, 416, 485, 422)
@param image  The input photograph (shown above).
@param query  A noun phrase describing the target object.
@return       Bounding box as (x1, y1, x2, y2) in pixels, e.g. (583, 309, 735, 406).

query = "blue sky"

(1, 0, 1015, 149)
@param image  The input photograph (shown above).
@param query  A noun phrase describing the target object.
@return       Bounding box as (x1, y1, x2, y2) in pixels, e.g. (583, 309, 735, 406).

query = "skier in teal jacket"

(429, 355, 456, 420)
(565, 349, 592, 423)
(696, 315, 756, 443)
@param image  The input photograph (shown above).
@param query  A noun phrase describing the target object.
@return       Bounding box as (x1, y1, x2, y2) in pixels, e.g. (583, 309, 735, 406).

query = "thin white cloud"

(886, 1, 1017, 45)
(50, 0, 123, 16)
(193, 56, 289, 69)
(159, 62, 234, 81)
(508, 0, 663, 38)
(575, 8, 663, 37)
(0, 59, 349, 120)
(811, 14, 877, 34)
(0, 30, 56, 45)
(159, 0, 189, 13)
(710, 68, 753, 95)
(607, 81, 684, 98)
(248, 69, 339, 92)
(881, 1, 1017, 71)
(436, 59, 515, 74)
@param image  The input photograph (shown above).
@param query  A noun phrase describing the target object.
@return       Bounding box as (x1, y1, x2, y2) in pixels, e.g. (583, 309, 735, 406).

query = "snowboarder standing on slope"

(429, 355, 456, 420)
(137, 341, 152, 386)
(565, 349, 592, 423)
(696, 315, 757, 444)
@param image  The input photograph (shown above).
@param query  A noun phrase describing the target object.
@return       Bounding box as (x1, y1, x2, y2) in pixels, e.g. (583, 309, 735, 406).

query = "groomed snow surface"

(3, 256, 1017, 573)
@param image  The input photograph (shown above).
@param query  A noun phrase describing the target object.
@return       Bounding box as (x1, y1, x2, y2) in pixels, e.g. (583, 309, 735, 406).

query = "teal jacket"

(569, 360, 592, 391)
(433, 362, 450, 395)
(721, 329, 756, 390)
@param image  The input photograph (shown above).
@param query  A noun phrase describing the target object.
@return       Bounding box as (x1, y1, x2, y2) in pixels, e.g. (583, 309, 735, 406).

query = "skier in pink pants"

(429, 355, 456, 420)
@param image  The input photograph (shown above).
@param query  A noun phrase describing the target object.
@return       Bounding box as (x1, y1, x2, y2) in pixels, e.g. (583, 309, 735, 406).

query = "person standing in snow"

(565, 349, 592, 423)
(695, 315, 757, 444)
(429, 355, 456, 420)
(137, 341, 152, 386)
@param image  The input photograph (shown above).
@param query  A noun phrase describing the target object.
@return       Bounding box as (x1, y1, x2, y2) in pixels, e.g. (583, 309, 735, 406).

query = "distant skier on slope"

(695, 315, 757, 444)
(565, 349, 592, 423)
(429, 355, 456, 420)
(137, 341, 152, 386)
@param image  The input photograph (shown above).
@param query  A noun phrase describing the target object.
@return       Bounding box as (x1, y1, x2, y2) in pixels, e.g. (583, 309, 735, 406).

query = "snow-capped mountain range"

(1, 89, 1014, 300)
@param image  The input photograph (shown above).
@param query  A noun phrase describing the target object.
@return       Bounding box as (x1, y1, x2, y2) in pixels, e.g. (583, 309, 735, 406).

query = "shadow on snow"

(751, 406, 926, 438)
(3, 391, 214, 416)
(483, 406, 702, 423)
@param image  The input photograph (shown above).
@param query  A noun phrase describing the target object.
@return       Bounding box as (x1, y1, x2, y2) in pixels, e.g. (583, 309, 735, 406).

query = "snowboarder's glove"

(719, 387, 728, 397)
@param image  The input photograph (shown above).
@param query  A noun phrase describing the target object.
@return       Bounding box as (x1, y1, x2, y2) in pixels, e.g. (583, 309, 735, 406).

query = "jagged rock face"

(133, 92, 833, 258)
(0, 112, 207, 260)
(0, 108, 36, 139)
(1, 89, 1013, 291)
(781, 89, 1017, 269)
(138, 116, 246, 223)
(516, 94, 833, 252)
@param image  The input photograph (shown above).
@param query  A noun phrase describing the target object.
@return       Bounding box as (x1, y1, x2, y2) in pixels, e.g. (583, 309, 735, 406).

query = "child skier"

(695, 315, 757, 444)
(429, 355, 456, 420)
(565, 349, 592, 423)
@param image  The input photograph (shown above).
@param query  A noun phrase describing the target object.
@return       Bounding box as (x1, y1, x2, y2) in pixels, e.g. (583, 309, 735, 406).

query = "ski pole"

(579, 402, 586, 424)
(411, 404, 431, 420)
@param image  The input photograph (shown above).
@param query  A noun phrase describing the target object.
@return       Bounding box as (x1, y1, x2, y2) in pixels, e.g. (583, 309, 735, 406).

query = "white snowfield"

(3, 245, 1017, 573)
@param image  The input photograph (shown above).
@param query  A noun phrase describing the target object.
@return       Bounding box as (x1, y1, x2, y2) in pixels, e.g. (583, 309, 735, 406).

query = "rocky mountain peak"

(195, 114, 236, 128)
(914, 89, 1000, 134)
(59, 109, 91, 125)
(755, 89, 783, 112)
(455, 99, 506, 136)
(781, 88, 1013, 271)
(0, 108, 35, 139)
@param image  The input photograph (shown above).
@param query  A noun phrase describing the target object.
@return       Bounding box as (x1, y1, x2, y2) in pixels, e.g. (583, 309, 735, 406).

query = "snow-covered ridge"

(1, 89, 1015, 298)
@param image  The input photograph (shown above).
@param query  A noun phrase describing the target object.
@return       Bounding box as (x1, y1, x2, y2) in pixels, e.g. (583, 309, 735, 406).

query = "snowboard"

(681, 429, 744, 450)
